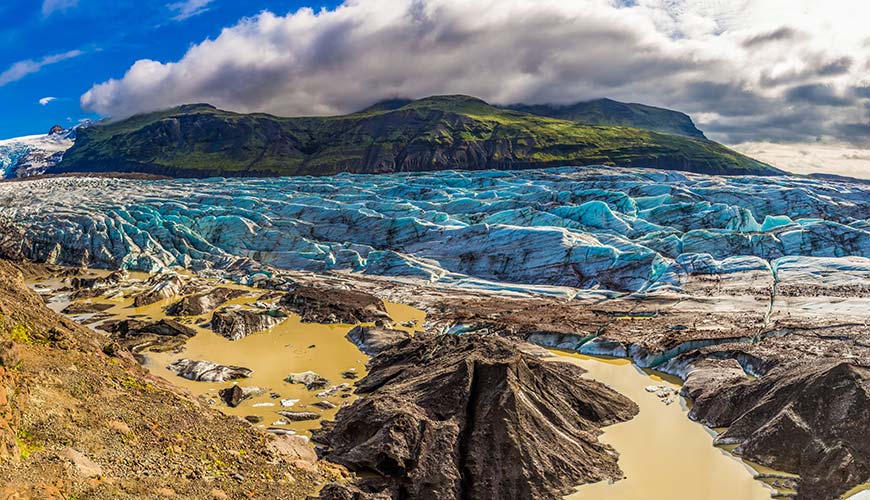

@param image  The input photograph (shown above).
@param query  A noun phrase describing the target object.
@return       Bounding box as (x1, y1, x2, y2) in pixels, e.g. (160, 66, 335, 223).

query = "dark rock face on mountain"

(313, 334, 638, 500)
(688, 361, 870, 500)
(54, 96, 781, 178)
(280, 286, 390, 324)
(504, 98, 707, 138)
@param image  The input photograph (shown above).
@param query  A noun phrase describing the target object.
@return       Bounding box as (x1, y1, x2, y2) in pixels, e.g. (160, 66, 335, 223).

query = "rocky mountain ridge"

(53, 95, 780, 177)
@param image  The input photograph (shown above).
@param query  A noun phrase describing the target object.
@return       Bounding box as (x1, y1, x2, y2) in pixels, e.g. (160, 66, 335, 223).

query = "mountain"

(54, 95, 783, 177)
(0, 126, 75, 179)
(504, 98, 707, 139)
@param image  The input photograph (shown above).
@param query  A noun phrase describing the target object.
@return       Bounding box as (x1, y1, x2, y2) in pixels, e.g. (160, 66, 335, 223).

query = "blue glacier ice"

(0, 166, 867, 295)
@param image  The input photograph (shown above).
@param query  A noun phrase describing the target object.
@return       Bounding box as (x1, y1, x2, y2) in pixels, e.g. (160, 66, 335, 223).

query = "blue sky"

(0, 0, 338, 139)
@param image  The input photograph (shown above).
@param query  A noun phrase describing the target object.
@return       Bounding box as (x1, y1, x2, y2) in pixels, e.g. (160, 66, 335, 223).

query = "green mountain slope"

(55, 95, 783, 178)
(504, 98, 706, 138)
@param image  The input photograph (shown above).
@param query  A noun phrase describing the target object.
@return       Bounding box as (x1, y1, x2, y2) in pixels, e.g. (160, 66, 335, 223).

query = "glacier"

(0, 165, 868, 295)
(0, 127, 74, 178)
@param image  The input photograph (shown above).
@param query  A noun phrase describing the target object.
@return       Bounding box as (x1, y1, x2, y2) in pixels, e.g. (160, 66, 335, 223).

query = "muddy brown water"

(29, 270, 425, 436)
(552, 352, 779, 500)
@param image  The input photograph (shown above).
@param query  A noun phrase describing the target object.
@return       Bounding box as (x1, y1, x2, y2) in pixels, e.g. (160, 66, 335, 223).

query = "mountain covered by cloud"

(80, 0, 870, 151)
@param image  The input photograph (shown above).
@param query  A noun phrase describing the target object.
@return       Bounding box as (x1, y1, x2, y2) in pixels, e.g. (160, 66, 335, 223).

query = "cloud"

(742, 26, 799, 48)
(42, 0, 78, 16)
(732, 141, 870, 179)
(167, 0, 214, 21)
(0, 50, 83, 87)
(785, 84, 853, 107)
(81, 0, 870, 153)
(39, 96, 57, 106)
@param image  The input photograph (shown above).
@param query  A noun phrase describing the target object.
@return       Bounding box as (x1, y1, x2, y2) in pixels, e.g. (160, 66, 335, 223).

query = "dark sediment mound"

(167, 287, 248, 316)
(109, 318, 198, 361)
(70, 270, 128, 291)
(60, 302, 115, 315)
(346, 325, 410, 355)
(313, 334, 638, 500)
(210, 308, 287, 340)
(280, 286, 390, 324)
(688, 361, 870, 499)
(132, 274, 186, 307)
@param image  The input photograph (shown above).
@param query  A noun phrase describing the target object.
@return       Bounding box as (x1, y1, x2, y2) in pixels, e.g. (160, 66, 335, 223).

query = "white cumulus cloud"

(39, 96, 57, 106)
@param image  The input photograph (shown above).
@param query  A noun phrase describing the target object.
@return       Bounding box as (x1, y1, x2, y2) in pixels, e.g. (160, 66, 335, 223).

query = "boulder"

(210, 309, 287, 341)
(59, 447, 102, 478)
(276, 410, 321, 422)
(219, 385, 268, 408)
(285, 371, 330, 391)
(313, 334, 638, 500)
(0, 340, 20, 367)
(167, 359, 253, 382)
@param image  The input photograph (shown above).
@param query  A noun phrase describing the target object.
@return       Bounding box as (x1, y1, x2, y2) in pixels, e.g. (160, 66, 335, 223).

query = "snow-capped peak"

(0, 126, 75, 179)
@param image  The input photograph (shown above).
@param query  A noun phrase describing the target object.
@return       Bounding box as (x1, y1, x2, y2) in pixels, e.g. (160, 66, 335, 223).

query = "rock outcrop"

(280, 286, 390, 324)
(688, 361, 870, 500)
(314, 334, 638, 500)
(210, 309, 287, 340)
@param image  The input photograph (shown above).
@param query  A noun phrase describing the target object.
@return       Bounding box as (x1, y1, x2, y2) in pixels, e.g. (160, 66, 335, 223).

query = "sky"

(1, 0, 869, 178)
